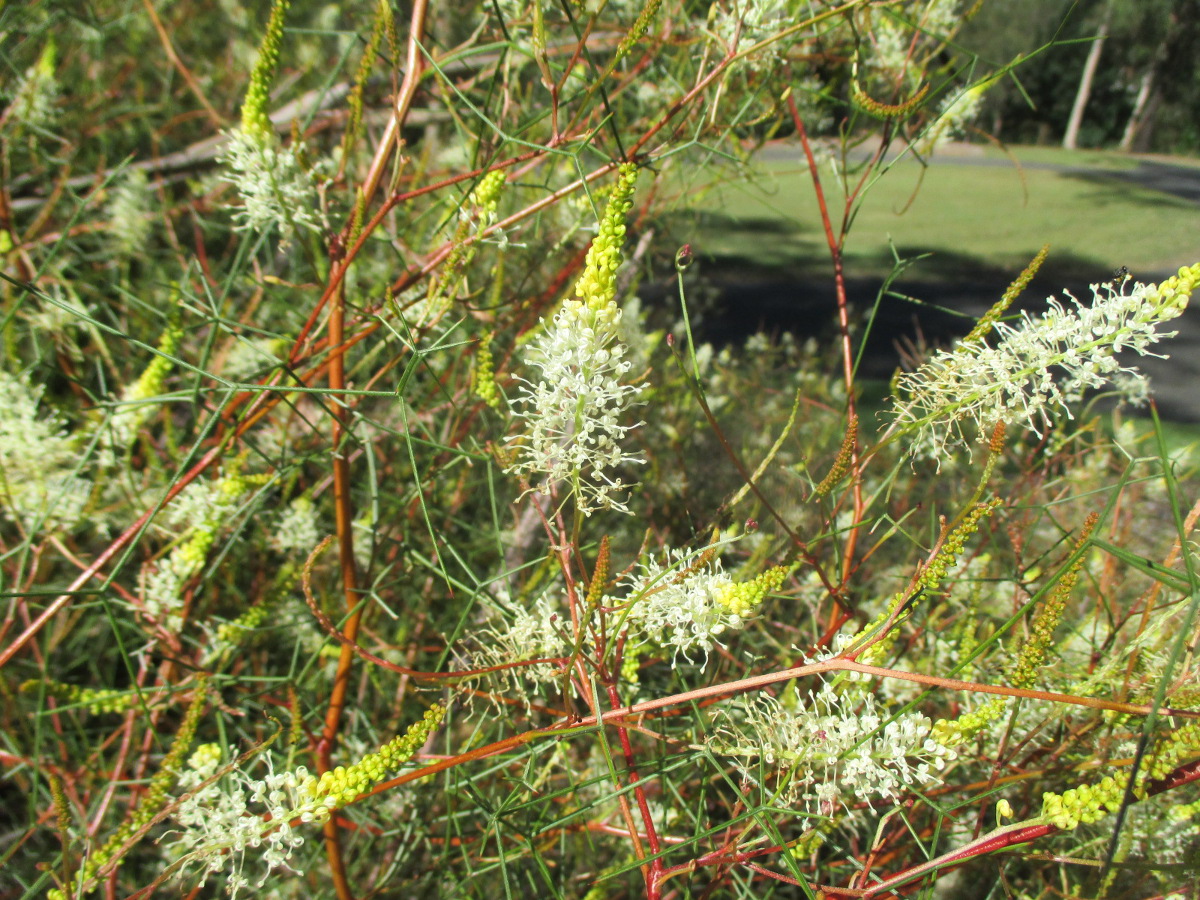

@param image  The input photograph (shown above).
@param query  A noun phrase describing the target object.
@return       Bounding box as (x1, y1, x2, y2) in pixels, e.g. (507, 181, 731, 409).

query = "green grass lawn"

(662, 143, 1200, 282)
(977, 144, 1141, 169)
(979, 143, 1200, 170)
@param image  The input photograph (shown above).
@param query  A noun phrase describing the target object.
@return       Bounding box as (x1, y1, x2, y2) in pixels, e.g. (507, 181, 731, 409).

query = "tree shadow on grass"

(1059, 159, 1200, 206)
(643, 245, 1200, 422)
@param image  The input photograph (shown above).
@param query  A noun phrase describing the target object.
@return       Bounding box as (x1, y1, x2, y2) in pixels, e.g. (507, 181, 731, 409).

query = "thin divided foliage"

(2, 1, 1200, 899)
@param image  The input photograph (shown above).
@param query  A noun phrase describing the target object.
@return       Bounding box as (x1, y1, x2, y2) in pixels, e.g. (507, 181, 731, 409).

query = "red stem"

(786, 96, 865, 594)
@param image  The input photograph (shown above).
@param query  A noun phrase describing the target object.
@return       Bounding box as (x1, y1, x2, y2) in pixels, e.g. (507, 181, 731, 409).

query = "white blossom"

(6, 51, 58, 134)
(142, 476, 256, 629)
(716, 683, 957, 814)
(462, 588, 576, 712)
(0, 371, 89, 533)
(869, 0, 963, 78)
(169, 745, 329, 897)
(712, 0, 794, 68)
(107, 168, 153, 257)
(221, 129, 321, 237)
(478, 592, 572, 685)
(890, 275, 1192, 460)
(621, 549, 759, 666)
(221, 336, 287, 382)
(506, 300, 645, 515)
(270, 496, 319, 555)
(918, 81, 986, 154)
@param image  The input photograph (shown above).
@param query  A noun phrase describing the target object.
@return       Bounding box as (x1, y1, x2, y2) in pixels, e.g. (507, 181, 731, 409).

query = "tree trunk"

(1132, 85, 1163, 152)
(1062, 1, 1113, 150)
(1119, 66, 1155, 151)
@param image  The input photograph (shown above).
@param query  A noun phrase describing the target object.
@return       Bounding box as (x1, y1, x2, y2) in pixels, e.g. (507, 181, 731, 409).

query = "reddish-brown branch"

(316, 5, 430, 894)
(317, 275, 361, 900)
(365, 656, 1200, 808)
(138, 0, 224, 129)
(603, 681, 663, 896)
(0, 438, 229, 669)
(787, 96, 867, 598)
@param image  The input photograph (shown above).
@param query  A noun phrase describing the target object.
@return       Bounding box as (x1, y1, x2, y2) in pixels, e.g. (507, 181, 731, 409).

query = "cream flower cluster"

(622, 549, 787, 665)
(719, 684, 957, 813)
(507, 165, 645, 515)
(508, 300, 645, 514)
(171, 744, 314, 897)
(8, 42, 59, 135)
(711, 0, 794, 69)
(143, 473, 267, 630)
(867, 1, 962, 83)
(0, 371, 89, 533)
(220, 0, 319, 238)
(476, 592, 573, 688)
(269, 495, 319, 554)
(222, 129, 321, 237)
(473, 550, 786, 703)
(106, 168, 153, 257)
(917, 78, 992, 154)
(170, 706, 444, 896)
(892, 264, 1200, 459)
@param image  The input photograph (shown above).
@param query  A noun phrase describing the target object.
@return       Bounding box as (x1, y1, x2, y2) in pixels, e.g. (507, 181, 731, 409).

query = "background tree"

(957, 0, 1200, 152)
(1114, 0, 1200, 151)
(1062, 0, 1112, 149)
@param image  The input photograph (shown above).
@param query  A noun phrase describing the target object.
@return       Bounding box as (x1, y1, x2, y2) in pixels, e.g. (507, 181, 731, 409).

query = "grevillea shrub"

(4, 2, 1200, 898)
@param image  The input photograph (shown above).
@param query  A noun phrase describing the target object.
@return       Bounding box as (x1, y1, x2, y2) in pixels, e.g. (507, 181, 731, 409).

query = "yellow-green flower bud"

(471, 169, 507, 216)
(128, 321, 182, 405)
(620, 642, 644, 685)
(712, 565, 787, 619)
(1149, 262, 1200, 319)
(472, 334, 502, 409)
(1145, 720, 1200, 782)
(931, 696, 1006, 748)
(1040, 772, 1129, 830)
(240, 0, 290, 146)
(21, 679, 140, 715)
(1011, 512, 1097, 690)
(307, 705, 446, 809)
(573, 164, 638, 322)
(50, 678, 208, 899)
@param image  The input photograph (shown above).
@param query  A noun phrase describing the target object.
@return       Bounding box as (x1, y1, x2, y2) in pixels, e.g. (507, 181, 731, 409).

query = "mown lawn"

(663, 143, 1200, 281)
